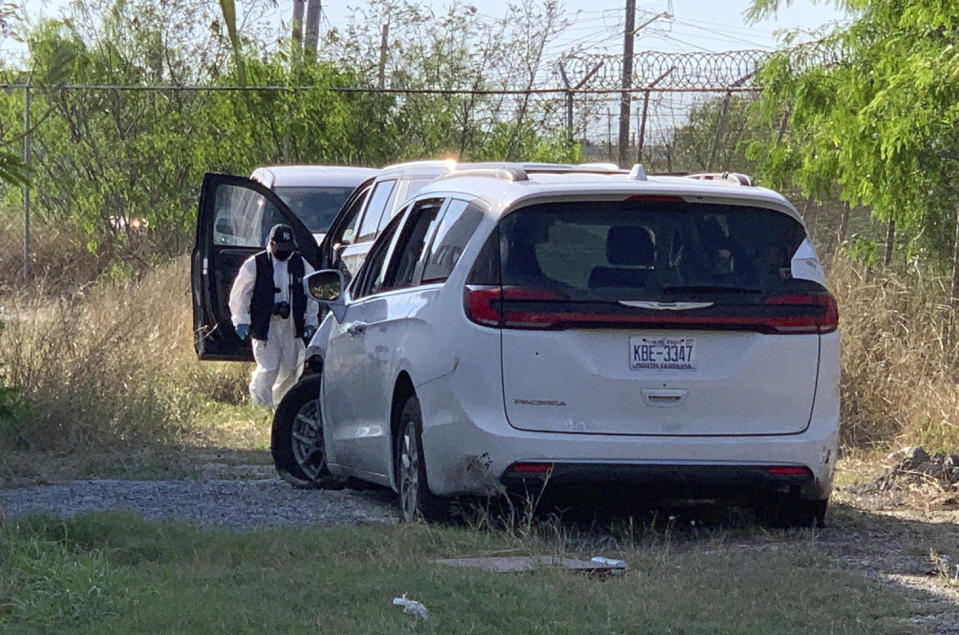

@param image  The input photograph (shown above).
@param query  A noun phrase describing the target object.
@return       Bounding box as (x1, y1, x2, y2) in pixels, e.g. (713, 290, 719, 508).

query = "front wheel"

(272, 376, 341, 489)
(395, 395, 445, 522)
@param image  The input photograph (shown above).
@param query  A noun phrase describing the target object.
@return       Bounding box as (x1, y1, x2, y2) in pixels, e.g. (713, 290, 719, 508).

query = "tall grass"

(0, 516, 126, 628)
(1, 243, 957, 454)
(0, 257, 248, 451)
(831, 255, 959, 451)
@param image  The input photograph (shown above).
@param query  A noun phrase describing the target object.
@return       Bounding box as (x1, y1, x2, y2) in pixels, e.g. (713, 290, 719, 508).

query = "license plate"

(629, 336, 696, 371)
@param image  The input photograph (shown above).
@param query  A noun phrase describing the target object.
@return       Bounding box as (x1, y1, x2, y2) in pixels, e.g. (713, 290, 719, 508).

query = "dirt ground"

(820, 458, 959, 633)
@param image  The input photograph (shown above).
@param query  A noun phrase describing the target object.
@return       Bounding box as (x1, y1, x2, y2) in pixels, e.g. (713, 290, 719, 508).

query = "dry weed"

(0, 218, 107, 295)
(0, 257, 247, 450)
(2, 243, 957, 454)
(830, 256, 959, 451)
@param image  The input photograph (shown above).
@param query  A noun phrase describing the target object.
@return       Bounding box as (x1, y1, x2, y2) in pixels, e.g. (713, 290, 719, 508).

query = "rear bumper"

(420, 417, 838, 501)
(501, 462, 815, 500)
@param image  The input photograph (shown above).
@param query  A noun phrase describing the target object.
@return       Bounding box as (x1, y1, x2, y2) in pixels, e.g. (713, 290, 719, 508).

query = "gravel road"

(0, 479, 397, 530)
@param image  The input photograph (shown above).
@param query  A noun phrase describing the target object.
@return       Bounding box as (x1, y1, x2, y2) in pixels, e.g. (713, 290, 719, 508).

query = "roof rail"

(685, 172, 754, 186)
(448, 166, 529, 182)
(578, 162, 621, 171)
(629, 164, 647, 181)
(382, 159, 458, 172)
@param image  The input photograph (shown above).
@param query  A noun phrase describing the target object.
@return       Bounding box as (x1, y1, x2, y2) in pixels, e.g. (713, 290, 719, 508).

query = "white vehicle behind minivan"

(250, 165, 378, 243)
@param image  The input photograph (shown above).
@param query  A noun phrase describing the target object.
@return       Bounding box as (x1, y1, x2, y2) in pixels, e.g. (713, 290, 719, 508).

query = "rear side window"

(499, 200, 806, 301)
(272, 186, 356, 234)
(357, 180, 397, 242)
(421, 199, 484, 284)
(334, 186, 370, 246)
(353, 213, 404, 299)
(383, 199, 446, 291)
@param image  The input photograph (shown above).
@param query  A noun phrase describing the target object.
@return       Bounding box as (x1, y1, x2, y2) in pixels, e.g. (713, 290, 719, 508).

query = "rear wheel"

(272, 376, 341, 489)
(395, 395, 445, 522)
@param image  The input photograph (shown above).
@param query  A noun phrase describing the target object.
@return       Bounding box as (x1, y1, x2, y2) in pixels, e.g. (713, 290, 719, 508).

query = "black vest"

(250, 251, 307, 341)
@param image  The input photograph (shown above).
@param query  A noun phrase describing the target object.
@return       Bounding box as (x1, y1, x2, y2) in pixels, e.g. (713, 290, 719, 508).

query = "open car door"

(318, 176, 374, 277)
(192, 173, 320, 361)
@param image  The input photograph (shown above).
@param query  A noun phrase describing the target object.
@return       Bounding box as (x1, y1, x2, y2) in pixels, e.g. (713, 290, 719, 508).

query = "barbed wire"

(1, 41, 841, 96)
(562, 40, 841, 91)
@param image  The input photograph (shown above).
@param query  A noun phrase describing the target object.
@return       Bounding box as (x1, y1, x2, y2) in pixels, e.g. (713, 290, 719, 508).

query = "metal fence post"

(23, 84, 31, 286)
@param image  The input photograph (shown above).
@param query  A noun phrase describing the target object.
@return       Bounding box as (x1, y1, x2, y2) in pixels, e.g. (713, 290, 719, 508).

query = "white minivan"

(300, 165, 840, 526)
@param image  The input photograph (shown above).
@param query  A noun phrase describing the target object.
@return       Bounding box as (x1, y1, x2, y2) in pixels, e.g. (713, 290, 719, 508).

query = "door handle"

(347, 322, 368, 336)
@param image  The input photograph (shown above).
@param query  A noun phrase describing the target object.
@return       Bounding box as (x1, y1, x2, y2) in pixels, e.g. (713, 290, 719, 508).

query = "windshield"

(272, 186, 357, 233)
(499, 200, 806, 301)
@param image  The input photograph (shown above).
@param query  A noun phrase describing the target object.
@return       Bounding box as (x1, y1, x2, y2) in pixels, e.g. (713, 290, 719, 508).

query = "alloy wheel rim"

(290, 399, 325, 480)
(399, 420, 419, 521)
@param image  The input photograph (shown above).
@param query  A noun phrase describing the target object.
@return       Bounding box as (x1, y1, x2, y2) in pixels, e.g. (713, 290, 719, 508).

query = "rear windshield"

(273, 186, 356, 234)
(498, 200, 807, 301)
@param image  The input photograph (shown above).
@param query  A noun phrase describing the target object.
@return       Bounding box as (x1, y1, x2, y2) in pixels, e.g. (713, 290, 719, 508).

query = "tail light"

(464, 286, 565, 328)
(766, 465, 812, 476)
(763, 293, 838, 334)
(466, 286, 838, 334)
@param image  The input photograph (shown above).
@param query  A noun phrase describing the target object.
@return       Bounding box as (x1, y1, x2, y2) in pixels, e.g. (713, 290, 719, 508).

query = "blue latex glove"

(235, 323, 250, 341)
(303, 325, 317, 341)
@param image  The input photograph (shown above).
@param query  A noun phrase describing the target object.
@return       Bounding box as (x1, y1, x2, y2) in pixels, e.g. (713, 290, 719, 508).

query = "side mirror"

(306, 269, 343, 301)
(305, 269, 347, 321)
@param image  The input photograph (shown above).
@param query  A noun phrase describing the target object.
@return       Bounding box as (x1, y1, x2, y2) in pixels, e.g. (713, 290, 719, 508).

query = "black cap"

(268, 223, 296, 249)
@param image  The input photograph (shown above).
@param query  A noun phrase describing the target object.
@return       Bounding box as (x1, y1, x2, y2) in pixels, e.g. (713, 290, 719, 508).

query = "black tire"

(271, 375, 341, 489)
(757, 495, 828, 528)
(394, 395, 446, 522)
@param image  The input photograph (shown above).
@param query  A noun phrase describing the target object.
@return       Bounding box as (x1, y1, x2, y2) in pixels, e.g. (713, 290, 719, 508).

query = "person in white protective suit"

(228, 224, 319, 407)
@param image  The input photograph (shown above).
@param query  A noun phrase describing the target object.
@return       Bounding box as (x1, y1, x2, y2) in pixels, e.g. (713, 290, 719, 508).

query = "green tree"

(3, 0, 389, 262)
(321, 0, 576, 161)
(670, 93, 769, 174)
(747, 0, 959, 297)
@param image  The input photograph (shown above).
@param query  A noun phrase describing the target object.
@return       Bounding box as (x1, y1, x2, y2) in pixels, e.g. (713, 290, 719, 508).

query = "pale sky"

(9, 0, 848, 63)
(309, 0, 847, 53)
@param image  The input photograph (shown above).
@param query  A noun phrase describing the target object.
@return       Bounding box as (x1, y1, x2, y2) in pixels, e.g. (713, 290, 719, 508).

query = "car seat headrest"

(607, 225, 654, 266)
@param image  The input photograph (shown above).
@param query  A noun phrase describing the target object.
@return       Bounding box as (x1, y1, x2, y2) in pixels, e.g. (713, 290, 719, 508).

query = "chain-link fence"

(2, 43, 856, 286)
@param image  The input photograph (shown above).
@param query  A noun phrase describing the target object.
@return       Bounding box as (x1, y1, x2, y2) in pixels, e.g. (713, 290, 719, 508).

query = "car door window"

(334, 186, 371, 246)
(212, 184, 290, 247)
(420, 199, 485, 284)
(353, 212, 405, 299)
(382, 198, 447, 291)
(356, 180, 397, 242)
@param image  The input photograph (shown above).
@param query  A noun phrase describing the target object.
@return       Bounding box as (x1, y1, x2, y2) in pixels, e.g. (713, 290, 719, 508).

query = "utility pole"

(618, 7, 672, 167)
(304, 0, 321, 59)
(617, 0, 636, 168)
(377, 22, 390, 89)
(292, 0, 306, 47)
(23, 85, 30, 285)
